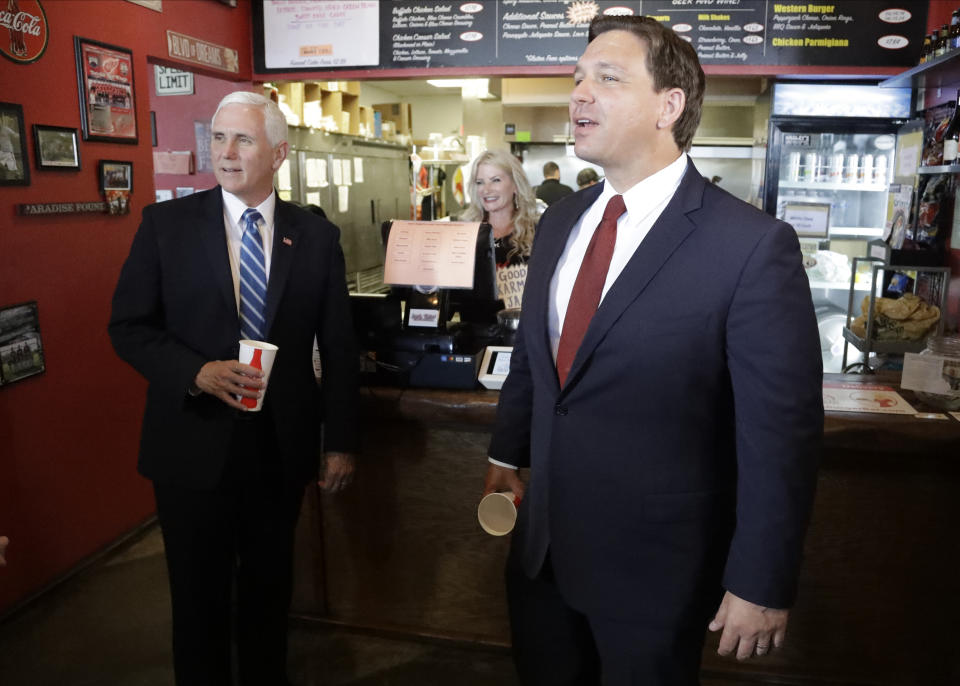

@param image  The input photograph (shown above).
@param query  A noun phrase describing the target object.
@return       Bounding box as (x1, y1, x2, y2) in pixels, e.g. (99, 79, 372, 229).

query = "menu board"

(254, 1, 927, 74)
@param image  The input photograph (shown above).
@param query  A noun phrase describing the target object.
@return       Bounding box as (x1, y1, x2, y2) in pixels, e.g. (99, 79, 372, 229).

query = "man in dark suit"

(536, 161, 575, 206)
(109, 91, 358, 686)
(484, 16, 822, 685)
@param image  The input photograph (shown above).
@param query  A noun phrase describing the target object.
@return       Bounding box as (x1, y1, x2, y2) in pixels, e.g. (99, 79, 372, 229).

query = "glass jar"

(916, 336, 960, 411)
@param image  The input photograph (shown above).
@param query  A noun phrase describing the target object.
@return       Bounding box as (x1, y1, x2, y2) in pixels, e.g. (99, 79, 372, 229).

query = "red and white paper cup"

(237, 339, 278, 411)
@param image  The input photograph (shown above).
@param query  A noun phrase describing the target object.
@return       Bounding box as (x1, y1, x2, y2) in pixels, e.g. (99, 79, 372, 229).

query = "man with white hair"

(109, 91, 358, 686)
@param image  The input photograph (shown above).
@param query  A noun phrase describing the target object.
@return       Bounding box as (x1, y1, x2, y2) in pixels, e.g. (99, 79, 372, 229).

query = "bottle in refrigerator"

(786, 151, 802, 182)
(816, 133, 835, 183)
(801, 152, 817, 182)
(828, 153, 844, 182)
(873, 154, 888, 185)
(860, 154, 874, 183)
(844, 153, 859, 183)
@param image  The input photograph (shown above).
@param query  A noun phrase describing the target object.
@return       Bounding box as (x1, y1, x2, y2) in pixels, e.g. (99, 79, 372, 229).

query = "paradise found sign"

(253, 1, 926, 74)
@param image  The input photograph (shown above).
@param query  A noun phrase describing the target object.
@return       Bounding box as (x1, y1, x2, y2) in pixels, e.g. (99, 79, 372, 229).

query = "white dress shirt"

(547, 153, 689, 361)
(221, 189, 276, 313)
(488, 154, 688, 471)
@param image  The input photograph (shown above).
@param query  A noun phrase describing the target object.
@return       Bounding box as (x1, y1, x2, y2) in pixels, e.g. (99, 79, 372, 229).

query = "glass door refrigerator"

(763, 81, 914, 371)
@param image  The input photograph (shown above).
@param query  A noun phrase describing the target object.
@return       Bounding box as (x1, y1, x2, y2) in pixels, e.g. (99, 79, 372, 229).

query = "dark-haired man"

(536, 161, 574, 206)
(484, 15, 822, 685)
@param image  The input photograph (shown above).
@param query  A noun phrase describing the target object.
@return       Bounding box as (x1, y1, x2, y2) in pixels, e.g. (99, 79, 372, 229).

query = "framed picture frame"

(99, 159, 132, 191)
(74, 36, 138, 144)
(0, 301, 46, 386)
(32, 125, 81, 171)
(0, 101, 30, 186)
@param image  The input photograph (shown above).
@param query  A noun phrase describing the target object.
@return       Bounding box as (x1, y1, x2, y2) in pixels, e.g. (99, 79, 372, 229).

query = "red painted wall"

(0, 0, 252, 615)
(150, 70, 254, 197)
(928, 0, 955, 32)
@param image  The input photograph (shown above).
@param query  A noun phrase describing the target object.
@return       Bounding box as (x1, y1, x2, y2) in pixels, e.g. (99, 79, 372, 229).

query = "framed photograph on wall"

(74, 36, 138, 143)
(99, 159, 132, 192)
(0, 301, 46, 387)
(0, 102, 30, 186)
(33, 125, 81, 170)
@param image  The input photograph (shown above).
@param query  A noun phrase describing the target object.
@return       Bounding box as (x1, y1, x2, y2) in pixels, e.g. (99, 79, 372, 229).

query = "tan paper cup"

(478, 491, 520, 536)
(237, 339, 278, 411)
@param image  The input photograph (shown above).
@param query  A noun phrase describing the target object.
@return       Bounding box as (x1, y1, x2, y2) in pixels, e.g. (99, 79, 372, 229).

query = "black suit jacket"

(109, 187, 358, 490)
(490, 161, 823, 623)
(535, 178, 574, 206)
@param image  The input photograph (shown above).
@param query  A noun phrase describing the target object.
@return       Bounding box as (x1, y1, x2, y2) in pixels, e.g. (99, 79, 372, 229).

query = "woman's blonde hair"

(462, 150, 538, 262)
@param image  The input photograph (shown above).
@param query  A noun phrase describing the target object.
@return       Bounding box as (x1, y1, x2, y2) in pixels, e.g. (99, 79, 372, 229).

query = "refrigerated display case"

(763, 82, 914, 370)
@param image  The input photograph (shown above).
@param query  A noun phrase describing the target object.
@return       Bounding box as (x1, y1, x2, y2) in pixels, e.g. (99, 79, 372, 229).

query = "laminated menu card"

(822, 381, 916, 414)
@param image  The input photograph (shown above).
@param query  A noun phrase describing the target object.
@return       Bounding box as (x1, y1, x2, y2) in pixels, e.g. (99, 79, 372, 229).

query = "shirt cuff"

(488, 457, 518, 470)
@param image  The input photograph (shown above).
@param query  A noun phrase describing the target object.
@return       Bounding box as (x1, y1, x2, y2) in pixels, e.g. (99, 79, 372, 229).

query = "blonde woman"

(462, 150, 539, 267)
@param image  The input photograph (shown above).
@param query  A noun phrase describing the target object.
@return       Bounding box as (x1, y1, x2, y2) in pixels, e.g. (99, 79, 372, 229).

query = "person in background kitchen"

(536, 160, 575, 206)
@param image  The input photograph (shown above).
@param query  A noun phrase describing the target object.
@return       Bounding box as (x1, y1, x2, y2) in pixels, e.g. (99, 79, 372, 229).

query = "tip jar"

(916, 336, 960, 411)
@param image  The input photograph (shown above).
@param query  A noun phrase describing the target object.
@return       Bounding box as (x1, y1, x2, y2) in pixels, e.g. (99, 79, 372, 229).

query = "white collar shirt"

(547, 153, 689, 361)
(221, 189, 276, 313)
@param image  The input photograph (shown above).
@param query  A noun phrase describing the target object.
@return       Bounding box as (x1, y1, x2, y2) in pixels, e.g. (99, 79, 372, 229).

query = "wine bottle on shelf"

(942, 92, 960, 166)
(936, 25, 949, 58)
(920, 34, 932, 64)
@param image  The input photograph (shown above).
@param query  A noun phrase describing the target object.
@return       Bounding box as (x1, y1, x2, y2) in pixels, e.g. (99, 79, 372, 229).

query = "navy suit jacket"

(109, 187, 358, 490)
(489, 160, 823, 623)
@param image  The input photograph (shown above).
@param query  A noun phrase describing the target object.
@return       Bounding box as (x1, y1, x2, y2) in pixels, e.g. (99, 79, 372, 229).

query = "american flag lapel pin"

(282, 237, 293, 246)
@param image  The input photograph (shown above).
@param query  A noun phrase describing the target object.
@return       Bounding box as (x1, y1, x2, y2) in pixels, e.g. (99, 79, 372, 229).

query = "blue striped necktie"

(239, 208, 268, 341)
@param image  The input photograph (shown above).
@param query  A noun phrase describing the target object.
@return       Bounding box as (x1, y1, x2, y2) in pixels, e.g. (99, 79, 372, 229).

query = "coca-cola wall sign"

(1, 0, 47, 64)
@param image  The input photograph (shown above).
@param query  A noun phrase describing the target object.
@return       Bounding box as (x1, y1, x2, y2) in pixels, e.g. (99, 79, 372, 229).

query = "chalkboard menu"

(253, 1, 927, 75)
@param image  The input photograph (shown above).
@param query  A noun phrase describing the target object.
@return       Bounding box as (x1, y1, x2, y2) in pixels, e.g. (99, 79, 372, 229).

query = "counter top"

(359, 373, 960, 457)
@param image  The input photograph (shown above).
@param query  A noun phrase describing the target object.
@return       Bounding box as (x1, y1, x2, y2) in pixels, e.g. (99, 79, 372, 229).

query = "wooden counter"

(291, 374, 960, 684)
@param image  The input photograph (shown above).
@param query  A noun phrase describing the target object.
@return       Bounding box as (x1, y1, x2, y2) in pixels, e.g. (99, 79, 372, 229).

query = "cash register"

(350, 220, 507, 389)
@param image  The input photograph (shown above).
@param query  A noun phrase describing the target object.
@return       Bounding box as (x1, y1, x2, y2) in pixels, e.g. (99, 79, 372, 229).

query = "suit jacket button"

(554, 404, 567, 416)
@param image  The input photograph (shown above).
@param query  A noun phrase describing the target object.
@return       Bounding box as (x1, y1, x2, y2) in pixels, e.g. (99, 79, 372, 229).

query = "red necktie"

(556, 194, 626, 387)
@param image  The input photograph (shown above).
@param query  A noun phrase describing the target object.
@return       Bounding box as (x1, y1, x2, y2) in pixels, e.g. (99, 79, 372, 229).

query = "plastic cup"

(478, 491, 520, 536)
(237, 339, 278, 411)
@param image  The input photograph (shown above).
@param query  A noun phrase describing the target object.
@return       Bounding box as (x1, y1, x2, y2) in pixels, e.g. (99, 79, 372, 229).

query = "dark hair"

(577, 167, 600, 187)
(542, 161, 560, 177)
(302, 204, 327, 219)
(588, 15, 704, 151)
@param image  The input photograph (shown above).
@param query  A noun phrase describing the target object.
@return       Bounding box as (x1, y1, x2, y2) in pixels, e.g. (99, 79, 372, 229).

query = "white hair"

(212, 91, 288, 147)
